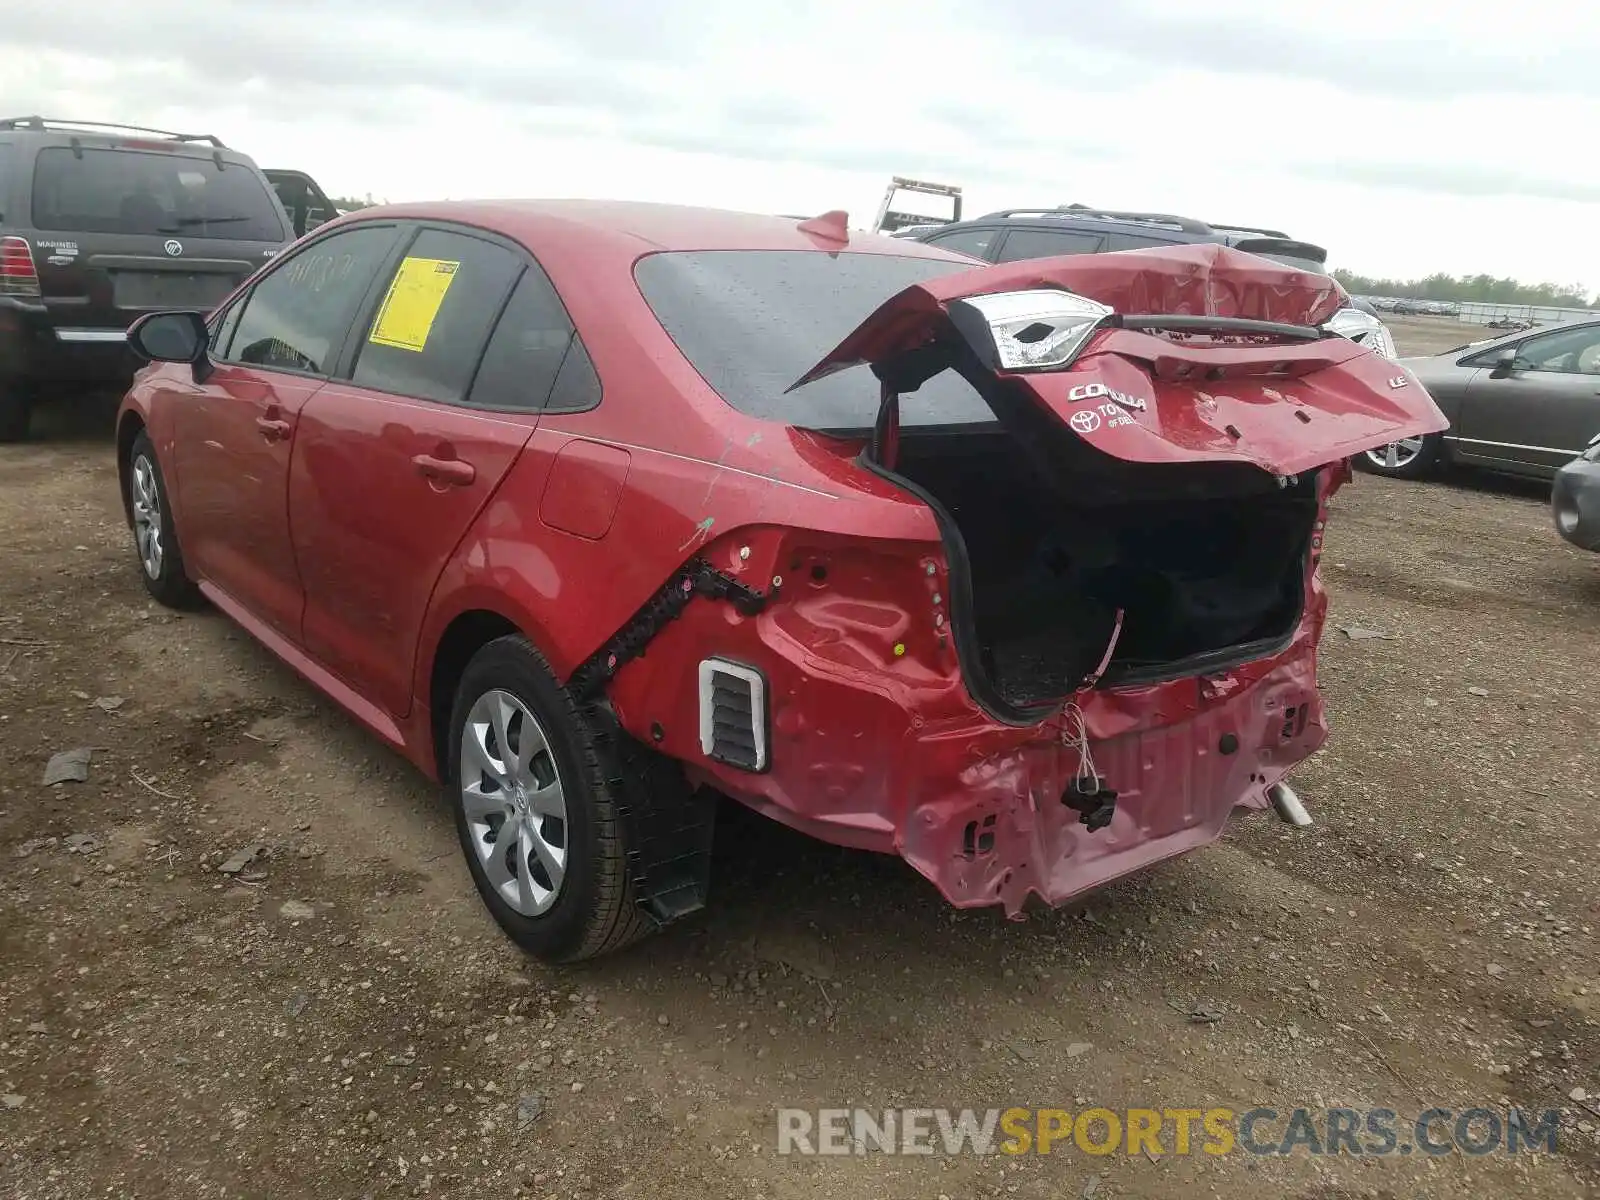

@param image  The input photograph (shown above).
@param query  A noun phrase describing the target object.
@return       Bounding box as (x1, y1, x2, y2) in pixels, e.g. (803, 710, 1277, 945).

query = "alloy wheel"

(130, 454, 164, 579)
(459, 689, 569, 916)
(1365, 437, 1425, 471)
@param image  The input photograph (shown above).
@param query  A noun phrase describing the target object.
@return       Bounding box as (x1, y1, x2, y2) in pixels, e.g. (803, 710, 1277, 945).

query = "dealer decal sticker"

(369, 257, 460, 352)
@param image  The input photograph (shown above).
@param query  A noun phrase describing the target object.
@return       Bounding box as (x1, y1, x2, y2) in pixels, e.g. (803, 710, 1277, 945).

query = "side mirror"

(1489, 348, 1519, 379)
(128, 310, 212, 381)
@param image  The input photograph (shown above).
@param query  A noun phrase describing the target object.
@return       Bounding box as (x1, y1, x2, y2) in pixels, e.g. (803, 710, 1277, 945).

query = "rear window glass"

(1230, 239, 1328, 276)
(634, 250, 989, 430)
(925, 227, 999, 259)
(0, 144, 13, 219)
(30, 147, 286, 241)
(1246, 251, 1326, 274)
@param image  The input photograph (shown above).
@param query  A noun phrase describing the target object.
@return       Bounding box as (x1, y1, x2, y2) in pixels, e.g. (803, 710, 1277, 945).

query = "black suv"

(0, 117, 334, 440)
(905, 204, 1378, 314)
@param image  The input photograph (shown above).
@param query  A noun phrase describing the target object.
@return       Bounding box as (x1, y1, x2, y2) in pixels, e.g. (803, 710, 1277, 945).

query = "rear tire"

(0, 384, 33, 443)
(1354, 432, 1443, 480)
(126, 431, 201, 608)
(446, 635, 655, 963)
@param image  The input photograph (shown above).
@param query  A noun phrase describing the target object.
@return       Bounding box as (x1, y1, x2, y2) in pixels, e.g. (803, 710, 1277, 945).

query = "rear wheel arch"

(428, 607, 549, 782)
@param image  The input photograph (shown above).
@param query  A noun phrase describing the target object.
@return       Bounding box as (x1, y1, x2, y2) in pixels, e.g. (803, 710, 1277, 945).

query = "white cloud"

(3, 0, 1598, 289)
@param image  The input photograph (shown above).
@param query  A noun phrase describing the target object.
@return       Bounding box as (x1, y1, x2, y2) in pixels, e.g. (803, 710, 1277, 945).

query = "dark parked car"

(0, 116, 332, 440)
(115, 203, 1442, 962)
(1359, 319, 1600, 479)
(1552, 434, 1600, 552)
(907, 204, 1390, 328)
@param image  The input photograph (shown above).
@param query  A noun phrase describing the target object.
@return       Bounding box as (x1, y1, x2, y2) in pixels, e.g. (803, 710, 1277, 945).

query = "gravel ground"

(2, 318, 1597, 1199)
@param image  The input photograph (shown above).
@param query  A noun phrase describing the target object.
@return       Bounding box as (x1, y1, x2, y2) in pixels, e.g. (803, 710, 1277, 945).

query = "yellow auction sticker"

(368, 257, 460, 352)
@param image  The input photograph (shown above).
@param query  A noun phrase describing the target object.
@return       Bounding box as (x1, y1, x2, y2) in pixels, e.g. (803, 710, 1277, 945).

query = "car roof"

(0, 116, 256, 161)
(919, 207, 1326, 246)
(339, 199, 973, 263)
(930, 208, 1214, 239)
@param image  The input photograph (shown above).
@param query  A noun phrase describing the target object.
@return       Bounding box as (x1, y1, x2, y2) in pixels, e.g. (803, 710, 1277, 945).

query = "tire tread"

(452, 634, 656, 963)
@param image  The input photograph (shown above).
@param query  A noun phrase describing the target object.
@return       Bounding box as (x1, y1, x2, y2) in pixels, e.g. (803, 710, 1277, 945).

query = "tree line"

(1332, 269, 1595, 309)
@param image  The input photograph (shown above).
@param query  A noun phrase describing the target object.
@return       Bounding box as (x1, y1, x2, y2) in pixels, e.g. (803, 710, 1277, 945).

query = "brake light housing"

(0, 236, 41, 298)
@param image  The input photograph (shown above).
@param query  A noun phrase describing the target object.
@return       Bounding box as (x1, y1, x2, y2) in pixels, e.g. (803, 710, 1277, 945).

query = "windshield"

(30, 146, 287, 241)
(634, 249, 988, 430)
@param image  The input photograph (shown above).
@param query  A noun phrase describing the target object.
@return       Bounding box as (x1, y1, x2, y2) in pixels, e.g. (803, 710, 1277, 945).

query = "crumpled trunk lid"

(791, 242, 1447, 476)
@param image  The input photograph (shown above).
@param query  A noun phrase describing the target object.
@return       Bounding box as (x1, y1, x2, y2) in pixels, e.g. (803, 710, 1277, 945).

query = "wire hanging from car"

(1059, 607, 1125, 794)
(1058, 702, 1101, 795)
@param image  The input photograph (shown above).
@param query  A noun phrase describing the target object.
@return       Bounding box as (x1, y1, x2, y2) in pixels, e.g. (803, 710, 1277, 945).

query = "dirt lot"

(2, 317, 1598, 1199)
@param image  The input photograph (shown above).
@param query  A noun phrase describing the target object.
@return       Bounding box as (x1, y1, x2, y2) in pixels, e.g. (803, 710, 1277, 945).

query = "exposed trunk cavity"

(882, 424, 1319, 716)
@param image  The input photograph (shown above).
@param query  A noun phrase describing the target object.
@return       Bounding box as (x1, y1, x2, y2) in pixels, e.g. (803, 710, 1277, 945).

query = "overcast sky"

(4, 0, 1598, 289)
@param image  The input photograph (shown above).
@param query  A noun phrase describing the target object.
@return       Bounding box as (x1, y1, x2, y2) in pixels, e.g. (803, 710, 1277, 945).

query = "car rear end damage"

(601, 240, 1445, 918)
(594, 511, 1335, 915)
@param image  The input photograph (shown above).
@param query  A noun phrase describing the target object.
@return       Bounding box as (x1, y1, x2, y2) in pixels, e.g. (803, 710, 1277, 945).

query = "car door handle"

(255, 417, 292, 441)
(412, 454, 476, 486)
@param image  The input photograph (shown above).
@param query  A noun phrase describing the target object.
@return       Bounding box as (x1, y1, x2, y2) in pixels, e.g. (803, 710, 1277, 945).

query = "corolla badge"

(164, 239, 184, 257)
(1067, 381, 1148, 411)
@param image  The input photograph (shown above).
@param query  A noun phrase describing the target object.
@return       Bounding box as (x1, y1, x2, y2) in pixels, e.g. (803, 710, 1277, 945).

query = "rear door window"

(224, 224, 398, 374)
(995, 228, 1106, 261)
(467, 262, 600, 412)
(350, 227, 523, 405)
(30, 146, 288, 241)
(924, 227, 999, 260)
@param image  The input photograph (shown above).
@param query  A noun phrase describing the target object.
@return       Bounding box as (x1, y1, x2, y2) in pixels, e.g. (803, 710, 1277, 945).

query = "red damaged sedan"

(115, 201, 1445, 962)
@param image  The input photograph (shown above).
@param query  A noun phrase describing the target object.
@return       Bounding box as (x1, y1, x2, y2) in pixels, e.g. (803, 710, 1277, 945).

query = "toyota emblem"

(164, 239, 184, 257)
(1069, 409, 1101, 434)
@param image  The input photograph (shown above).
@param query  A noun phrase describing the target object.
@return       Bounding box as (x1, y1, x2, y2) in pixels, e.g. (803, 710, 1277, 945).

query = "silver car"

(1359, 319, 1600, 480)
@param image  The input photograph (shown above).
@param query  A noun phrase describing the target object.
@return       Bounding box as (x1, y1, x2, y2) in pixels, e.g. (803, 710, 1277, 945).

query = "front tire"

(126, 431, 201, 608)
(1354, 432, 1443, 479)
(447, 635, 654, 963)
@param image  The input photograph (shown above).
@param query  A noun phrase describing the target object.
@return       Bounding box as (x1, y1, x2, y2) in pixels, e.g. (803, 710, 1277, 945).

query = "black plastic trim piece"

(567, 558, 770, 702)
(582, 700, 715, 925)
(1114, 313, 1325, 341)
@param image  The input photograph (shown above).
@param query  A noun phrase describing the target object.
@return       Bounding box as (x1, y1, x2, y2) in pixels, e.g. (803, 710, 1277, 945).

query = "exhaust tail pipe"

(1267, 781, 1312, 827)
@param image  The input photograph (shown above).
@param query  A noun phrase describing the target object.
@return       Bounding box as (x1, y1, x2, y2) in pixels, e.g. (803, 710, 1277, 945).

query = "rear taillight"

(0, 236, 40, 298)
